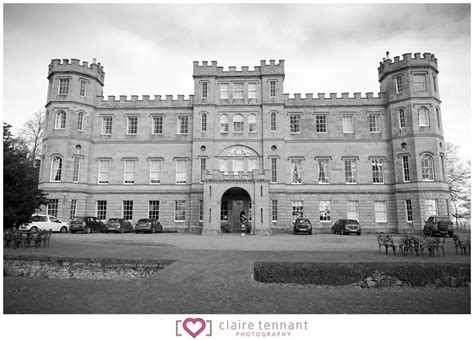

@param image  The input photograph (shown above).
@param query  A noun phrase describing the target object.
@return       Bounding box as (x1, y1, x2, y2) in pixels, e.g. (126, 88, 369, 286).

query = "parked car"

(293, 218, 313, 235)
(105, 218, 134, 233)
(19, 214, 69, 233)
(69, 216, 106, 234)
(135, 218, 163, 233)
(331, 219, 361, 235)
(423, 216, 454, 237)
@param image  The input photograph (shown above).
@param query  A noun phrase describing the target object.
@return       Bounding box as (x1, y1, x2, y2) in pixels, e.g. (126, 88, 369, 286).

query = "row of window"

(271, 198, 443, 223)
(394, 73, 437, 94)
(53, 106, 441, 136)
(46, 197, 445, 225)
(58, 78, 87, 97)
(397, 106, 441, 129)
(49, 154, 438, 184)
(204, 81, 276, 100)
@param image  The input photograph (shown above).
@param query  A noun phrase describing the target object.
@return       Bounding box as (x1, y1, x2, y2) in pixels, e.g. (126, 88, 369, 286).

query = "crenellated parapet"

(98, 94, 194, 108)
(283, 92, 387, 107)
(48, 58, 105, 85)
(378, 52, 438, 82)
(193, 59, 285, 78)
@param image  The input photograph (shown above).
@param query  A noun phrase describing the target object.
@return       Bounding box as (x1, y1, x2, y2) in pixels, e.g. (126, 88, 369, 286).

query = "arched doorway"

(221, 187, 251, 233)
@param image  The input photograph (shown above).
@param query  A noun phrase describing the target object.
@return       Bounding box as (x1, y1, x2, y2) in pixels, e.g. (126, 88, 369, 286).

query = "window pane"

(292, 200, 303, 219)
(220, 115, 229, 133)
(248, 114, 256, 132)
(316, 115, 327, 133)
(414, 74, 427, 91)
(220, 84, 229, 99)
(344, 159, 357, 184)
(124, 160, 135, 184)
(233, 115, 244, 132)
(421, 155, 434, 181)
(372, 159, 384, 183)
(201, 113, 207, 132)
(97, 201, 107, 220)
(399, 109, 406, 128)
(318, 159, 329, 184)
(176, 160, 187, 184)
(248, 83, 257, 99)
(342, 115, 354, 133)
(375, 201, 387, 222)
(102, 116, 112, 134)
(233, 83, 244, 99)
(178, 116, 188, 134)
(290, 115, 300, 133)
(319, 201, 331, 221)
(175, 201, 186, 221)
(270, 112, 277, 131)
(123, 201, 133, 220)
(127, 116, 138, 134)
(98, 160, 109, 184)
(347, 201, 359, 221)
(418, 107, 429, 126)
(152, 116, 163, 134)
(291, 159, 302, 184)
(149, 201, 160, 220)
(150, 160, 161, 184)
(369, 114, 380, 132)
(73, 157, 80, 182)
(51, 157, 62, 181)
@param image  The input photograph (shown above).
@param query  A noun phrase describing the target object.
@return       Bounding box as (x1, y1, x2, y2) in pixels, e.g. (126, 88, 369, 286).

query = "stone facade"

(39, 53, 450, 235)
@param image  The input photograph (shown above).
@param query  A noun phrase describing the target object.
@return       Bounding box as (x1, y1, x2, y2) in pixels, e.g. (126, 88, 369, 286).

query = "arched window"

(233, 114, 244, 132)
(55, 111, 66, 129)
(248, 114, 256, 132)
(201, 112, 207, 132)
(418, 106, 429, 127)
(421, 154, 434, 181)
(77, 112, 84, 131)
(50, 156, 62, 182)
(398, 108, 406, 128)
(220, 115, 229, 133)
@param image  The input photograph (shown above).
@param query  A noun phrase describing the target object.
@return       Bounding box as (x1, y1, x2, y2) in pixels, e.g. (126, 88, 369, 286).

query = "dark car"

(423, 216, 454, 237)
(105, 218, 134, 233)
(293, 218, 313, 235)
(135, 218, 163, 233)
(69, 216, 105, 234)
(331, 219, 361, 235)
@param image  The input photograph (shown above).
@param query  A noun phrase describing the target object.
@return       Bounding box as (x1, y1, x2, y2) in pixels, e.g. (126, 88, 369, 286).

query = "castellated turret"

(41, 58, 104, 200)
(380, 52, 448, 228)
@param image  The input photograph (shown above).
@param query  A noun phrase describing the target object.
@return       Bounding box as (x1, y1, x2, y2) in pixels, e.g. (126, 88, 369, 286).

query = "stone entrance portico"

(201, 170, 271, 236)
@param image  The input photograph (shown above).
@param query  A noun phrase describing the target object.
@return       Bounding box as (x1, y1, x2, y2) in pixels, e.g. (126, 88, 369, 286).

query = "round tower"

(379, 52, 450, 232)
(40, 58, 105, 220)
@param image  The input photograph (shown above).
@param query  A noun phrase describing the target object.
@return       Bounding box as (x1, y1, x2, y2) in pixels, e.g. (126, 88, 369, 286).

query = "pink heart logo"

(182, 318, 206, 338)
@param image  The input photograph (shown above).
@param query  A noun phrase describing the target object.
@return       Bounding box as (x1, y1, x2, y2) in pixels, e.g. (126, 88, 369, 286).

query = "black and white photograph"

(1, 2, 472, 340)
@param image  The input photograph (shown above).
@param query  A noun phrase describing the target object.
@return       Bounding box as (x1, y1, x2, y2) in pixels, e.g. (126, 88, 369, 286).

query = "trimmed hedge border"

(4, 255, 175, 280)
(254, 262, 471, 287)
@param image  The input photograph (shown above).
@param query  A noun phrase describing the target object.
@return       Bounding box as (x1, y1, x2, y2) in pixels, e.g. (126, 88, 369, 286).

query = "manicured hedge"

(4, 255, 175, 266)
(253, 262, 471, 287)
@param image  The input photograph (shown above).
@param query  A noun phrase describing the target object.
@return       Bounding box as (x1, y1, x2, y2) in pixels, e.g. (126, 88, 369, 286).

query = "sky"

(2, 3, 471, 161)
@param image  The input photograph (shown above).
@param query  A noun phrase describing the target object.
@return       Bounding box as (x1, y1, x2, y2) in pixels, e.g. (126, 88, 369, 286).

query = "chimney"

(385, 51, 390, 59)
(93, 58, 97, 64)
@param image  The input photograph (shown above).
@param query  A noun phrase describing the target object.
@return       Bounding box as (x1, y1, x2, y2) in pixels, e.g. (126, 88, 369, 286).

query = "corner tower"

(379, 52, 450, 232)
(40, 59, 105, 218)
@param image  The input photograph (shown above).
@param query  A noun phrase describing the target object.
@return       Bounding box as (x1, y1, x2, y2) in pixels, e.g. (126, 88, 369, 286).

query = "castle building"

(39, 52, 450, 235)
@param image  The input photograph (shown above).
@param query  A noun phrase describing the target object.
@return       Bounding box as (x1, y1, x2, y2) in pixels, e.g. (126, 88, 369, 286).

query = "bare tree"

(19, 109, 45, 165)
(445, 142, 471, 227)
